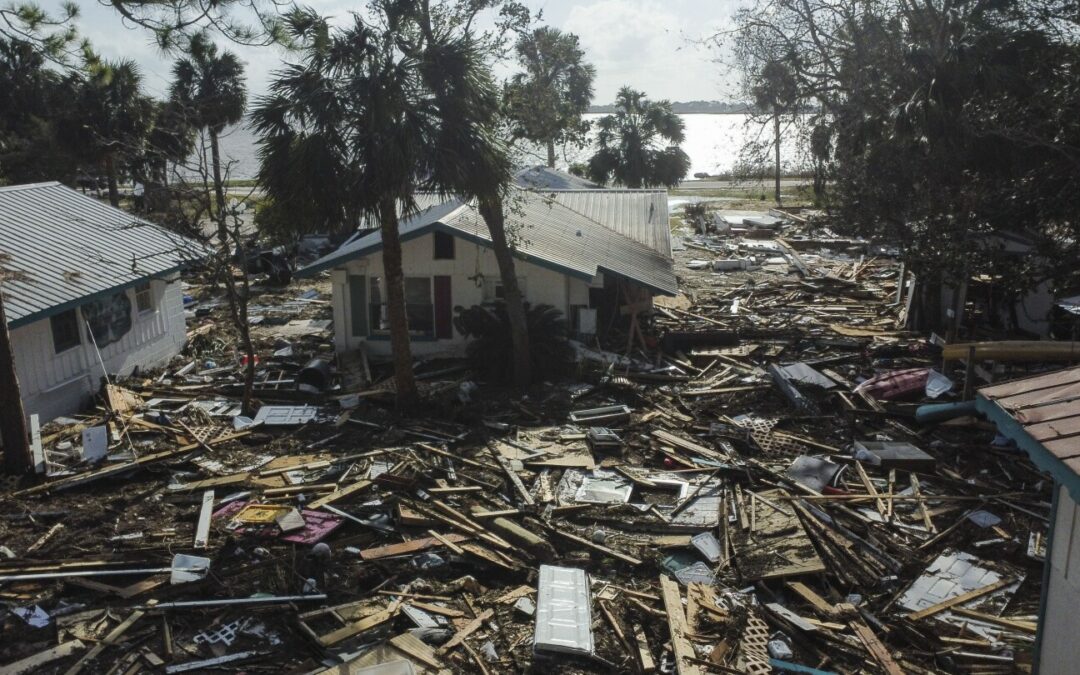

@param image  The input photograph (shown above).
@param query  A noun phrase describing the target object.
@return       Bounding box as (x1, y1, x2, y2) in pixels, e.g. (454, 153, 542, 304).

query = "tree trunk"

(774, 111, 782, 206)
(479, 196, 531, 388)
(210, 128, 257, 415)
(0, 289, 31, 475)
(378, 196, 419, 408)
(546, 139, 556, 168)
(105, 152, 120, 207)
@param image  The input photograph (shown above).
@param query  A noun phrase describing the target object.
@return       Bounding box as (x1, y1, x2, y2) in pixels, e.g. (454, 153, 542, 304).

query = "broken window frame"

(50, 308, 81, 354)
(432, 230, 455, 260)
(368, 276, 435, 337)
(134, 282, 154, 315)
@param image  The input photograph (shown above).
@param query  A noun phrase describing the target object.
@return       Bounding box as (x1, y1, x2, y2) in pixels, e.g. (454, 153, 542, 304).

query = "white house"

(0, 182, 204, 421)
(297, 186, 677, 358)
(977, 368, 1080, 673)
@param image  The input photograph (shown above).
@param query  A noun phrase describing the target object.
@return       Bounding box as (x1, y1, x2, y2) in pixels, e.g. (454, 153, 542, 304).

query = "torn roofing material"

(0, 182, 208, 328)
(977, 365, 1080, 500)
(297, 188, 678, 296)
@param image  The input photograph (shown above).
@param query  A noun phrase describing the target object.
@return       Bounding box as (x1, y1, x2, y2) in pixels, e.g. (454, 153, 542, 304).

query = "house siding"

(1040, 484, 1080, 673)
(332, 232, 594, 357)
(11, 275, 187, 421)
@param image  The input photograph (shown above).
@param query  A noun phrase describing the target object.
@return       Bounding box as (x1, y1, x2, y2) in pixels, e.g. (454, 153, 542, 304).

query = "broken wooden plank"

(63, 609, 144, 675)
(549, 528, 643, 566)
(358, 533, 470, 560)
(633, 623, 657, 674)
(0, 640, 85, 675)
(193, 489, 214, 549)
(846, 612, 904, 675)
(785, 581, 839, 618)
(308, 479, 374, 510)
(659, 575, 702, 675)
(904, 577, 1014, 622)
(437, 608, 493, 654)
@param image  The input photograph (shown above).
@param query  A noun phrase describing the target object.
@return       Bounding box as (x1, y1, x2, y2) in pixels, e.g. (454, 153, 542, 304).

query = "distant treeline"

(587, 100, 754, 114)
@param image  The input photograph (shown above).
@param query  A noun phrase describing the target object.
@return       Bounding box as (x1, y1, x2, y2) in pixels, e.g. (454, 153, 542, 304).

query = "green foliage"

(453, 302, 575, 382)
(504, 26, 595, 165)
(251, 1, 516, 236)
(586, 86, 691, 188)
(169, 32, 247, 136)
(732, 0, 1080, 321)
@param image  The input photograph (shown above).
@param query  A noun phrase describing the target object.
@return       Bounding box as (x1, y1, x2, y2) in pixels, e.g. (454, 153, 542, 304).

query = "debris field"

(0, 208, 1052, 674)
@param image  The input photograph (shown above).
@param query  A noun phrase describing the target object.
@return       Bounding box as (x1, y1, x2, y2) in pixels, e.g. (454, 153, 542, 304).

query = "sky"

(47, 0, 743, 103)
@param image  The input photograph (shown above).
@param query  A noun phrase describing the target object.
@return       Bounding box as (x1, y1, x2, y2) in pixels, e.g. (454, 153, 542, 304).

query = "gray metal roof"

(514, 166, 602, 191)
(542, 189, 672, 258)
(300, 188, 677, 296)
(0, 182, 207, 328)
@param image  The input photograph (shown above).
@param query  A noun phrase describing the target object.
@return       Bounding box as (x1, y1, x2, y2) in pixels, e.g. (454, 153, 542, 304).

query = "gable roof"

(0, 182, 207, 328)
(299, 189, 677, 296)
(542, 190, 671, 258)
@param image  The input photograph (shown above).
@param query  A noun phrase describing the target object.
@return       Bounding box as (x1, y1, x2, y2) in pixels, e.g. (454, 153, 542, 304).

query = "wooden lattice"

(737, 611, 772, 675)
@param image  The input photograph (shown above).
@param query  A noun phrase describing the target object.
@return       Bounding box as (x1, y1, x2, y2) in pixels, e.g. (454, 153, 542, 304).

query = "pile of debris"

(0, 210, 1054, 674)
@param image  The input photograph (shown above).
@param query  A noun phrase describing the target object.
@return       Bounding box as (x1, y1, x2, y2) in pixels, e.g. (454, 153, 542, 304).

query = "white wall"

(331, 232, 595, 357)
(1040, 484, 1080, 673)
(11, 275, 187, 422)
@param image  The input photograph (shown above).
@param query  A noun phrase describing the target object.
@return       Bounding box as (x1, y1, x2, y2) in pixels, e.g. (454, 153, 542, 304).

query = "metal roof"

(299, 188, 677, 296)
(0, 182, 207, 328)
(541, 189, 671, 258)
(514, 166, 601, 191)
(977, 366, 1080, 499)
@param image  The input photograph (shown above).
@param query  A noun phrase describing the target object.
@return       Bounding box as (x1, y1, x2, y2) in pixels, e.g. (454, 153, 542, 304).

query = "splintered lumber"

(659, 575, 702, 675)
(947, 607, 1037, 634)
(651, 429, 727, 461)
(549, 528, 643, 565)
(437, 608, 493, 654)
(785, 582, 840, 618)
(63, 609, 145, 675)
(491, 452, 535, 506)
(316, 607, 396, 647)
(359, 533, 470, 560)
(843, 608, 904, 675)
(904, 578, 1015, 621)
(308, 479, 373, 509)
(427, 530, 465, 554)
(426, 501, 514, 551)
(193, 489, 214, 549)
(909, 474, 937, 533)
(853, 462, 885, 516)
(633, 623, 657, 674)
(0, 640, 85, 675)
(942, 340, 1080, 362)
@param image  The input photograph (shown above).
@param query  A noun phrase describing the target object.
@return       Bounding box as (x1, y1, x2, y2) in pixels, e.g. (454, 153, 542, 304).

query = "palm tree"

(169, 31, 246, 229)
(254, 4, 533, 402)
(586, 86, 691, 189)
(75, 59, 154, 206)
(169, 33, 253, 411)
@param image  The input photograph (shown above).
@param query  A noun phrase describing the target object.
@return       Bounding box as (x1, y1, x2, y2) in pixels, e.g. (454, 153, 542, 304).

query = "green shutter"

(349, 276, 368, 337)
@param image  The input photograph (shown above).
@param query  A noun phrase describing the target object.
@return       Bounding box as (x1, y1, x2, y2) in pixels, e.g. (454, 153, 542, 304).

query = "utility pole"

(0, 285, 31, 474)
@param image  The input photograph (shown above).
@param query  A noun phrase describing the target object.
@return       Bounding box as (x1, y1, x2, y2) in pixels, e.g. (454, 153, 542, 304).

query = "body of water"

(214, 113, 810, 181)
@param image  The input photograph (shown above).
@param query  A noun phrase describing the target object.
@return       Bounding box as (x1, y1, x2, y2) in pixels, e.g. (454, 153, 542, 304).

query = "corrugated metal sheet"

(0, 182, 206, 327)
(543, 189, 672, 258)
(300, 189, 678, 296)
(979, 366, 1080, 461)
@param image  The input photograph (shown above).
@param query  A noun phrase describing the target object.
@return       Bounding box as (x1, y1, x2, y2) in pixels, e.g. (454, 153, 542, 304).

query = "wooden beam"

(785, 582, 839, 618)
(438, 609, 493, 654)
(0, 640, 85, 675)
(905, 578, 1014, 621)
(846, 613, 903, 675)
(193, 489, 214, 549)
(63, 610, 144, 675)
(358, 533, 470, 560)
(659, 575, 702, 675)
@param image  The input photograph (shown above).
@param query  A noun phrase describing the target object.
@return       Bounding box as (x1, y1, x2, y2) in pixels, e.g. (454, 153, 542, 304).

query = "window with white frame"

(134, 282, 153, 314)
(368, 276, 434, 336)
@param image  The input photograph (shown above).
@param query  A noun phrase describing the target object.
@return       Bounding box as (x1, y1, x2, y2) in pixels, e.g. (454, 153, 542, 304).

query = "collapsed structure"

(0, 199, 1071, 674)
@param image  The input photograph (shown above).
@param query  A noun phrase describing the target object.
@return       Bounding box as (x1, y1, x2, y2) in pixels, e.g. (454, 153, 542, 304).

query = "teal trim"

(297, 222, 677, 296)
(976, 394, 1080, 503)
(1033, 485, 1057, 674)
(7, 265, 185, 330)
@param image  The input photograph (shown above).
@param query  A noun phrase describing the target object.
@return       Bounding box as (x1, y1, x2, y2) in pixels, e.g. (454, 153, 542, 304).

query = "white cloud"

(563, 0, 735, 103)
